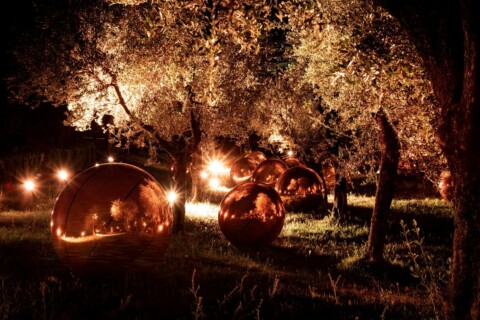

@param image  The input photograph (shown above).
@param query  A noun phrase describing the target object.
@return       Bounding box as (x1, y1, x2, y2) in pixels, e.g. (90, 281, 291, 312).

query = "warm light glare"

(108, 156, 114, 163)
(95, 163, 100, 167)
(200, 171, 208, 179)
(186, 202, 219, 220)
(209, 177, 220, 189)
(24, 180, 35, 192)
(57, 169, 69, 181)
(207, 160, 229, 175)
(287, 150, 294, 157)
(167, 191, 178, 204)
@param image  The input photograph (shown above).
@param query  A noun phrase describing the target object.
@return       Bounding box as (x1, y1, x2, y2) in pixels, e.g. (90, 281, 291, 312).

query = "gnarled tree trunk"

(366, 108, 400, 263)
(373, 0, 480, 317)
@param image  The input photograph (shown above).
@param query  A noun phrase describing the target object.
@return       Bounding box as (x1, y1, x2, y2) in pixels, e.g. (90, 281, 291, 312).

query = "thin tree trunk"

(172, 154, 188, 233)
(333, 176, 348, 222)
(366, 108, 400, 263)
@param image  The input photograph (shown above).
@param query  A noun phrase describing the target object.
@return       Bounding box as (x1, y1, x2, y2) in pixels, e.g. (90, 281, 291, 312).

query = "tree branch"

(107, 70, 175, 155)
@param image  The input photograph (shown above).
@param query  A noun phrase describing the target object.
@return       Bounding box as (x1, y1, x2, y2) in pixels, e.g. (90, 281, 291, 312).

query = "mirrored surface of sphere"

(245, 151, 267, 164)
(252, 159, 288, 186)
(218, 182, 285, 246)
(230, 157, 259, 185)
(283, 157, 305, 168)
(51, 163, 173, 274)
(275, 167, 325, 213)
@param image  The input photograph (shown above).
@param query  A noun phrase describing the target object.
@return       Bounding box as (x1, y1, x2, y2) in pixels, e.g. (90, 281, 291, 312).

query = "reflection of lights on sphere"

(107, 156, 114, 163)
(245, 151, 267, 164)
(283, 157, 305, 168)
(51, 163, 172, 274)
(252, 159, 288, 186)
(230, 157, 259, 185)
(287, 150, 294, 157)
(275, 167, 325, 213)
(57, 170, 69, 182)
(218, 182, 285, 246)
(24, 180, 35, 192)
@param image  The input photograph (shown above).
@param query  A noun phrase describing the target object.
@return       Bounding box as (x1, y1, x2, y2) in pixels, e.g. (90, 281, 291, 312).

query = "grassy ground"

(0, 189, 452, 319)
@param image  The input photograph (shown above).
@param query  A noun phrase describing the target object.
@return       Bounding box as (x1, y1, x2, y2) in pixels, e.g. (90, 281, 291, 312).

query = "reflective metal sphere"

(275, 167, 325, 213)
(51, 163, 173, 274)
(245, 151, 267, 164)
(218, 182, 285, 246)
(283, 157, 305, 168)
(252, 159, 288, 186)
(230, 157, 259, 185)
(439, 170, 453, 201)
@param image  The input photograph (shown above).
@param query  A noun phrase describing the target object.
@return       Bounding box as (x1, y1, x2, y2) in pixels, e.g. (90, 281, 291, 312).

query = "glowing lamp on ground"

(209, 177, 221, 190)
(218, 182, 285, 246)
(167, 191, 178, 205)
(51, 163, 173, 274)
(251, 159, 288, 186)
(207, 160, 229, 176)
(230, 157, 259, 185)
(275, 167, 325, 213)
(245, 151, 267, 164)
(23, 179, 36, 192)
(57, 169, 70, 182)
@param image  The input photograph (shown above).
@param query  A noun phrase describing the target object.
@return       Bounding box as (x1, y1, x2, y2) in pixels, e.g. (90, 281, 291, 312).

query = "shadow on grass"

(348, 205, 453, 245)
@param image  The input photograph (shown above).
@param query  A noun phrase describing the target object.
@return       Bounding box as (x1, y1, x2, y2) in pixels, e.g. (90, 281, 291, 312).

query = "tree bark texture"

(172, 154, 189, 233)
(333, 176, 348, 222)
(366, 108, 400, 263)
(373, 0, 480, 318)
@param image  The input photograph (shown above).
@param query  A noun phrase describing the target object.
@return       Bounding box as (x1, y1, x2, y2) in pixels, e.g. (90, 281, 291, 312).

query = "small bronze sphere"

(245, 151, 267, 164)
(230, 157, 259, 185)
(218, 182, 285, 246)
(275, 167, 325, 213)
(252, 159, 288, 186)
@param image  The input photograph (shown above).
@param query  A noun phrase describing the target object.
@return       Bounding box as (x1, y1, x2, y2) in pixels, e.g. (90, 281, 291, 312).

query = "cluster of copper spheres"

(217, 151, 327, 247)
(51, 163, 172, 274)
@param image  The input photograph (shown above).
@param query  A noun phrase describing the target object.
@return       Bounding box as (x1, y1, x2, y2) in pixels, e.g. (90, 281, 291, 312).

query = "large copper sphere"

(275, 167, 325, 213)
(218, 182, 285, 246)
(230, 157, 259, 185)
(283, 157, 305, 168)
(439, 170, 453, 201)
(51, 163, 173, 274)
(252, 159, 288, 186)
(245, 151, 267, 164)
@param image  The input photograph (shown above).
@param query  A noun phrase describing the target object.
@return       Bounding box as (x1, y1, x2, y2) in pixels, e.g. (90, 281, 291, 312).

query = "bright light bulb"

(200, 171, 208, 179)
(24, 180, 35, 192)
(287, 150, 294, 157)
(107, 156, 114, 163)
(57, 169, 69, 181)
(167, 191, 178, 205)
(208, 160, 228, 175)
(209, 178, 220, 189)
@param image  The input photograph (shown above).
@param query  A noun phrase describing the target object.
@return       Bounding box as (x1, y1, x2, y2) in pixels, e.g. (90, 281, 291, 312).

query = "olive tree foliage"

(279, 0, 443, 182)
(8, 0, 281, 231)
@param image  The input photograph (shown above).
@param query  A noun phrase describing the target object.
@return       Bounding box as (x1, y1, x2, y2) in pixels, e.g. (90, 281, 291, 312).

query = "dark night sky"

(0, 1, 81, 156)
